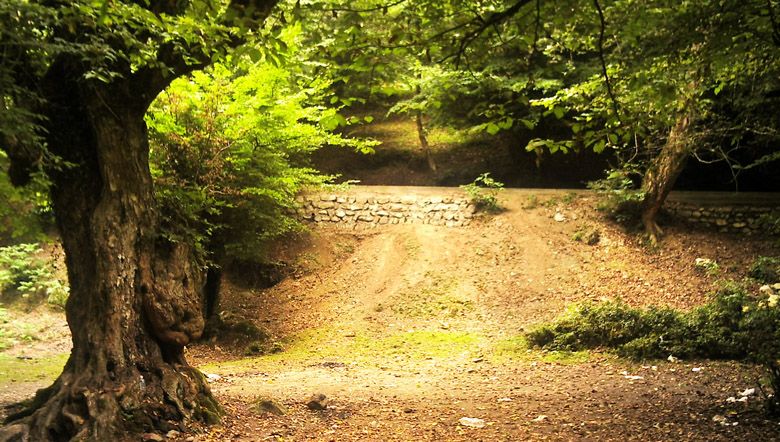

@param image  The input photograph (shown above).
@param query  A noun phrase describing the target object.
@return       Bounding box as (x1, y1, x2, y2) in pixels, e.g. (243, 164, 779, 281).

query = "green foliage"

(147, 27, 376, 265)
(460, 173, 504, 212)
(572, 225, 600, 245)
(0, 243, 68, 308)
(694, 258, 721, 277)
(0, 153, 50, 244)
(749, 256, 780, 283)
(527, 282, 780, 412)
(588, 168, 644, 224)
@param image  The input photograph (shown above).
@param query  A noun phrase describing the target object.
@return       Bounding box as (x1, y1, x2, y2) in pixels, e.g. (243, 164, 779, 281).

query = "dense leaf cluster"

(147, 25, 377, 264)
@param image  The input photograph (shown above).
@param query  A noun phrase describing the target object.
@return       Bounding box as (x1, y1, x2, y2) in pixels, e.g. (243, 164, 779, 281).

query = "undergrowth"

(460, 173, 504, 213)
(0, 243, 68, 308)
(587, 168, 644, 225)
(527, 282, 780, 414)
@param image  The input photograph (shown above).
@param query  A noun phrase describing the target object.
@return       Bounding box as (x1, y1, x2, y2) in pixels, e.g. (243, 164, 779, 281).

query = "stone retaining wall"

(664, 201, 779, 235)
(296, 193, 476, 228)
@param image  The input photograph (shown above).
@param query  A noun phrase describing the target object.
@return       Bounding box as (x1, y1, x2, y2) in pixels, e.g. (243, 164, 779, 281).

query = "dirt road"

(188, 189, 780, 441)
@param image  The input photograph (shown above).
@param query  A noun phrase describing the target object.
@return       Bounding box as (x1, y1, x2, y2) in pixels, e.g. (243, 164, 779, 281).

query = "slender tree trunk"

(640, 109, 695, 245)
(413, 82, 437, 174)
(1, 62, 218, 441)
(415, 111, 437, 173)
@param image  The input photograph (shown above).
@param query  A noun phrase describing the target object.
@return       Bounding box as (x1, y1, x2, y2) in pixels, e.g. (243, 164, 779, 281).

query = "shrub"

(460, 173, 504, 212)
(526, 283, 780, 414)
(749, 256, 780, 283)
(587, 168, 644, 224)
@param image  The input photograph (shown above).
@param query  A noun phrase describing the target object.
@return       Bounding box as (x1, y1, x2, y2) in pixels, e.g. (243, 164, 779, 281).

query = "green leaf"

(498, 117, 513, 130)
(520, 119, 535, 130)
(486, 123, 500, 135)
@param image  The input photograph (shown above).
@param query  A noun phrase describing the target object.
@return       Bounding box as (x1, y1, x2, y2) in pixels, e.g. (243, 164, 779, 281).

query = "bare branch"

(594, 0, 621, 124)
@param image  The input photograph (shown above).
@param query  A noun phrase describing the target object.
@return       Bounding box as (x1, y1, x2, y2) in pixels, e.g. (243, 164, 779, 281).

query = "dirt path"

(186, 190, 780, 441)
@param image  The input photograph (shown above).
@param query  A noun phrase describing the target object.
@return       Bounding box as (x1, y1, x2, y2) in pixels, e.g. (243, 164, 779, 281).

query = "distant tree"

(519, 0, 780, 242)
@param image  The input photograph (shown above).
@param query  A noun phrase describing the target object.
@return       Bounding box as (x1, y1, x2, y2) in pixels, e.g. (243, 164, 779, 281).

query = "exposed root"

(1, 362, 220, 441)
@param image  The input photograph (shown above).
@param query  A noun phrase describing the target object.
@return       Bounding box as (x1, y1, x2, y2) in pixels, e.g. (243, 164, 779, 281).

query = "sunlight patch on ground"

(0, 353, 67, 388)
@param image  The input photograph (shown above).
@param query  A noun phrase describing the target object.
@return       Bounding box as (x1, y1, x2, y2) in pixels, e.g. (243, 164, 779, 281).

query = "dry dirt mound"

(186, 189, 780, 441)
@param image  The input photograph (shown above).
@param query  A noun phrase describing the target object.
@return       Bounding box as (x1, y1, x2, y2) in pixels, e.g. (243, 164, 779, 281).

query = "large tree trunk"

(1, 62, 218, 441)
(640, 109, 695, 245)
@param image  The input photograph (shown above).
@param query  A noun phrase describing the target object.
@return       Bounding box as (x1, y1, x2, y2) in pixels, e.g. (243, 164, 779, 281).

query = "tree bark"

(640, 109, 695, 245)
(414, 105, 437, 173)
(1, 61, 218, 441)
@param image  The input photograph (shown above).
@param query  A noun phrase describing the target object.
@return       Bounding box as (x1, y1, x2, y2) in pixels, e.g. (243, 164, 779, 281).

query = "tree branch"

(437, 0, 533, 66)
(132, 0, 279, 109)
(594, 0, 621, 124)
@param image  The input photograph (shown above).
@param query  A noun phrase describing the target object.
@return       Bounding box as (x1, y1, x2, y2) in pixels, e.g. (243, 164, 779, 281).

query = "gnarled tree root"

(0, 362, 221, 442)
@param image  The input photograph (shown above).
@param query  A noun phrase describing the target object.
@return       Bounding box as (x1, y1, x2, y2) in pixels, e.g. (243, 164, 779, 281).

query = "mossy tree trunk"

(1, 61, 219, 441)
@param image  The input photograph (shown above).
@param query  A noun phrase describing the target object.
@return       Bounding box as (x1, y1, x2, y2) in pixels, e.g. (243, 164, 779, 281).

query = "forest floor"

(1, 189, 779, 441)
(177, 189, 779, 441)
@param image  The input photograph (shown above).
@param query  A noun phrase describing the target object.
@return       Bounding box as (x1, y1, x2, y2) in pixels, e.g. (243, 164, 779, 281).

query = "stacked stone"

(665, 202, 779, 235)
(295, 194, 477, 228)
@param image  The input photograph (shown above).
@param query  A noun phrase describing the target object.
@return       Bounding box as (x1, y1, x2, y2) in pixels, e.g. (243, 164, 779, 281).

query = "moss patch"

(391, 276, 474, 319)
(492, 335, 592, 364)
(201, 328, 482, 373)
(0, 353, 67, 388)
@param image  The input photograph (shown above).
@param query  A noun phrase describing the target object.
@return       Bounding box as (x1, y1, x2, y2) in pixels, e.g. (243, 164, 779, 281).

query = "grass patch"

(201, 327, 482, 373)
(391, 276, 474, 319)
(0, 307, 48, 350)
(0, 353, 68, 388)
(492, 335, 591, 364)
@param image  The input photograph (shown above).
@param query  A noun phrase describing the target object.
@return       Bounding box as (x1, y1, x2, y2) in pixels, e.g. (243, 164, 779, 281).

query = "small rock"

(254, 397, 287, 416)
(497, 397, 513, 402)
(204, 373, 221, 382)
(740, 388, 755, 397)
(692, 367, 702, 372)
(531, 415, 548, 423)
(142, 433, 164, 442)
(713, 415, 728, 426)
(458, 417, 486, 428)
(553, 212, 566, 222)
(307, 393, 328, 411)
(165, 430, 180, 439)
(667, 355, 679, 363)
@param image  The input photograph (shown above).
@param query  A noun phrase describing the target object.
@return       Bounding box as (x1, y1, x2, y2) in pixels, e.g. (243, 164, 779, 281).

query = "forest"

(1, 0, 780, 441)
